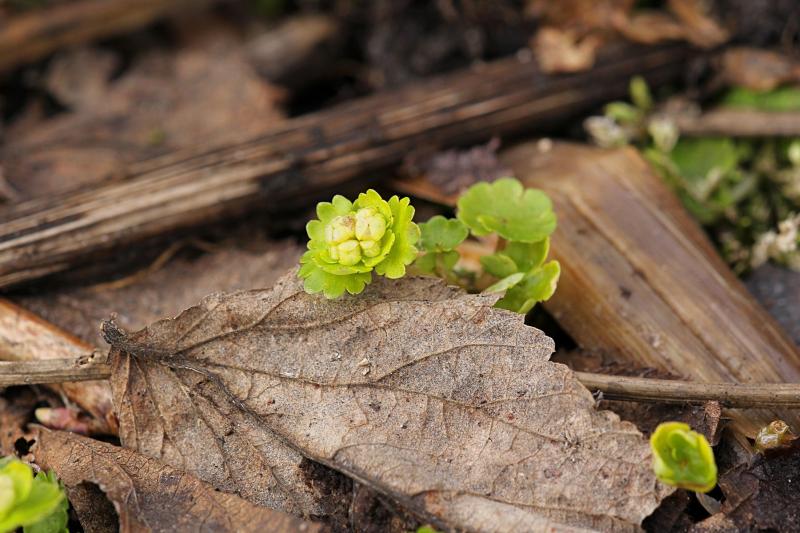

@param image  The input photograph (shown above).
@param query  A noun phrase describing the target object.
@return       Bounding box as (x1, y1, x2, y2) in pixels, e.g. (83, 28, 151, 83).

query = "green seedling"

(0, 457, 68, 533)
(299, 190, 420, 298)
(300, 179, 561, 315)
(650, 422, 717, 493)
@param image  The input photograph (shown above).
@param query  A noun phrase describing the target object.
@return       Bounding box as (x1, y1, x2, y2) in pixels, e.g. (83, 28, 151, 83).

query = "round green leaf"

(418, 216, 469, 252)
(456, 178, 556, 242)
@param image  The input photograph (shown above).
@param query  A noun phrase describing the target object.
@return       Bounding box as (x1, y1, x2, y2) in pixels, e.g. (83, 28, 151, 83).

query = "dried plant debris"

(528, 0, 727, 73)
(0, 388, 42, 457)
(32, 429, 323, 533)
(3, 31, 284, 200)
(404, 139, 510, 196)
(105, 271, 670, 531)
(17, 240, 303, 349)
(694, 444, 800, 531)
(719, 47, 800, 92)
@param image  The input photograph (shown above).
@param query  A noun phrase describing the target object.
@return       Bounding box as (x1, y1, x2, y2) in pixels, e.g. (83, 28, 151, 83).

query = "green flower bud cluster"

(300, 190, 419, 298)
(0, 457, 68, 533)
(323, 207, 388, 265)
(650, 422, 717, 493)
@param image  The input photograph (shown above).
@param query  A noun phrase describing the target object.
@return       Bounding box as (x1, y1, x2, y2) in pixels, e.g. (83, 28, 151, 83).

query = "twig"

(676, 109, 800, 137)
(1, 359, 798, 409)
(576, 371, 800, 408)
(0, 359, 111, 387)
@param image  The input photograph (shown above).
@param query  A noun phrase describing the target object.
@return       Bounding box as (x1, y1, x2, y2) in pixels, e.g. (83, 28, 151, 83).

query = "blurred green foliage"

(586, 79, 800, 274)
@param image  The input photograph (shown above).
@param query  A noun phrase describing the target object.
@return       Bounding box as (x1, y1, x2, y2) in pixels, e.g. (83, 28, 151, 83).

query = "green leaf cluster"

(299, 190, 420, 298)
(412, 178, 560, 314)
(587, 77, 800, 274)
(0, 457, 68, 533)
(650, 422, 717, 493)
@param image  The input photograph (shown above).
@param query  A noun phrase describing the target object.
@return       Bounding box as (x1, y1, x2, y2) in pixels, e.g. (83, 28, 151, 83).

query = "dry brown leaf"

(532, 27, 604, 74)
(63, 482, 118, 533)
(32, 429, 323, 533)
(0, 389, 39, 456)
(720, 47, 800, 92)
(525, 0, 635, 32)
(612, 10, 687, 45)
(45, 47, 119, 111)
(106, 272, 671, 531)
(667, 0, 728, 48)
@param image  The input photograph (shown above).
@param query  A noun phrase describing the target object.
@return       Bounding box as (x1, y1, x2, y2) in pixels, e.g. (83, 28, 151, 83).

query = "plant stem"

(1, 359, 799, 409)
(576, 372, 800, 408)
(0, 359, 111, 387)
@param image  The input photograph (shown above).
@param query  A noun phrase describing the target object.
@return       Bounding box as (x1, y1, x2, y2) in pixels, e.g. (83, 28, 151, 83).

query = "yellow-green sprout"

(299, 190, 419, 298)
(650, 422, 717, 493)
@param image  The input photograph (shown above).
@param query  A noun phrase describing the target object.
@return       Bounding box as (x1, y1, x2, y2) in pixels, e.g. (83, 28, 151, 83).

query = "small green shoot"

(0, 457, 68, 533)
(299, 190, 420, 298)
(650, 422, 717, 493)
(300, 179, 560, 314)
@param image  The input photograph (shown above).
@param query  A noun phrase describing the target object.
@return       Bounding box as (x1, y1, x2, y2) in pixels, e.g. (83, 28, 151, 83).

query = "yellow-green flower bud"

(360, 239, 381, 258)
(334, 240, 362, 266)
(325, 215, 356, 244)
(355, 208, 387, 241)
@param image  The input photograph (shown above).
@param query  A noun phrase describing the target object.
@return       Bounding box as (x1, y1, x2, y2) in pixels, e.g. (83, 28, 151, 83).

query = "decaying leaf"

(612, 10, 686, 45)
(719, 47, 800, 93)
(527, 0, 727, 70)
(525, 0, 634, 32)
(32, 429, 323, 533)
(532, 27, 604, 74)
(666, 0, 728, 48)
(403, 138, 510, 196)
(106, 271, 671, 531)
